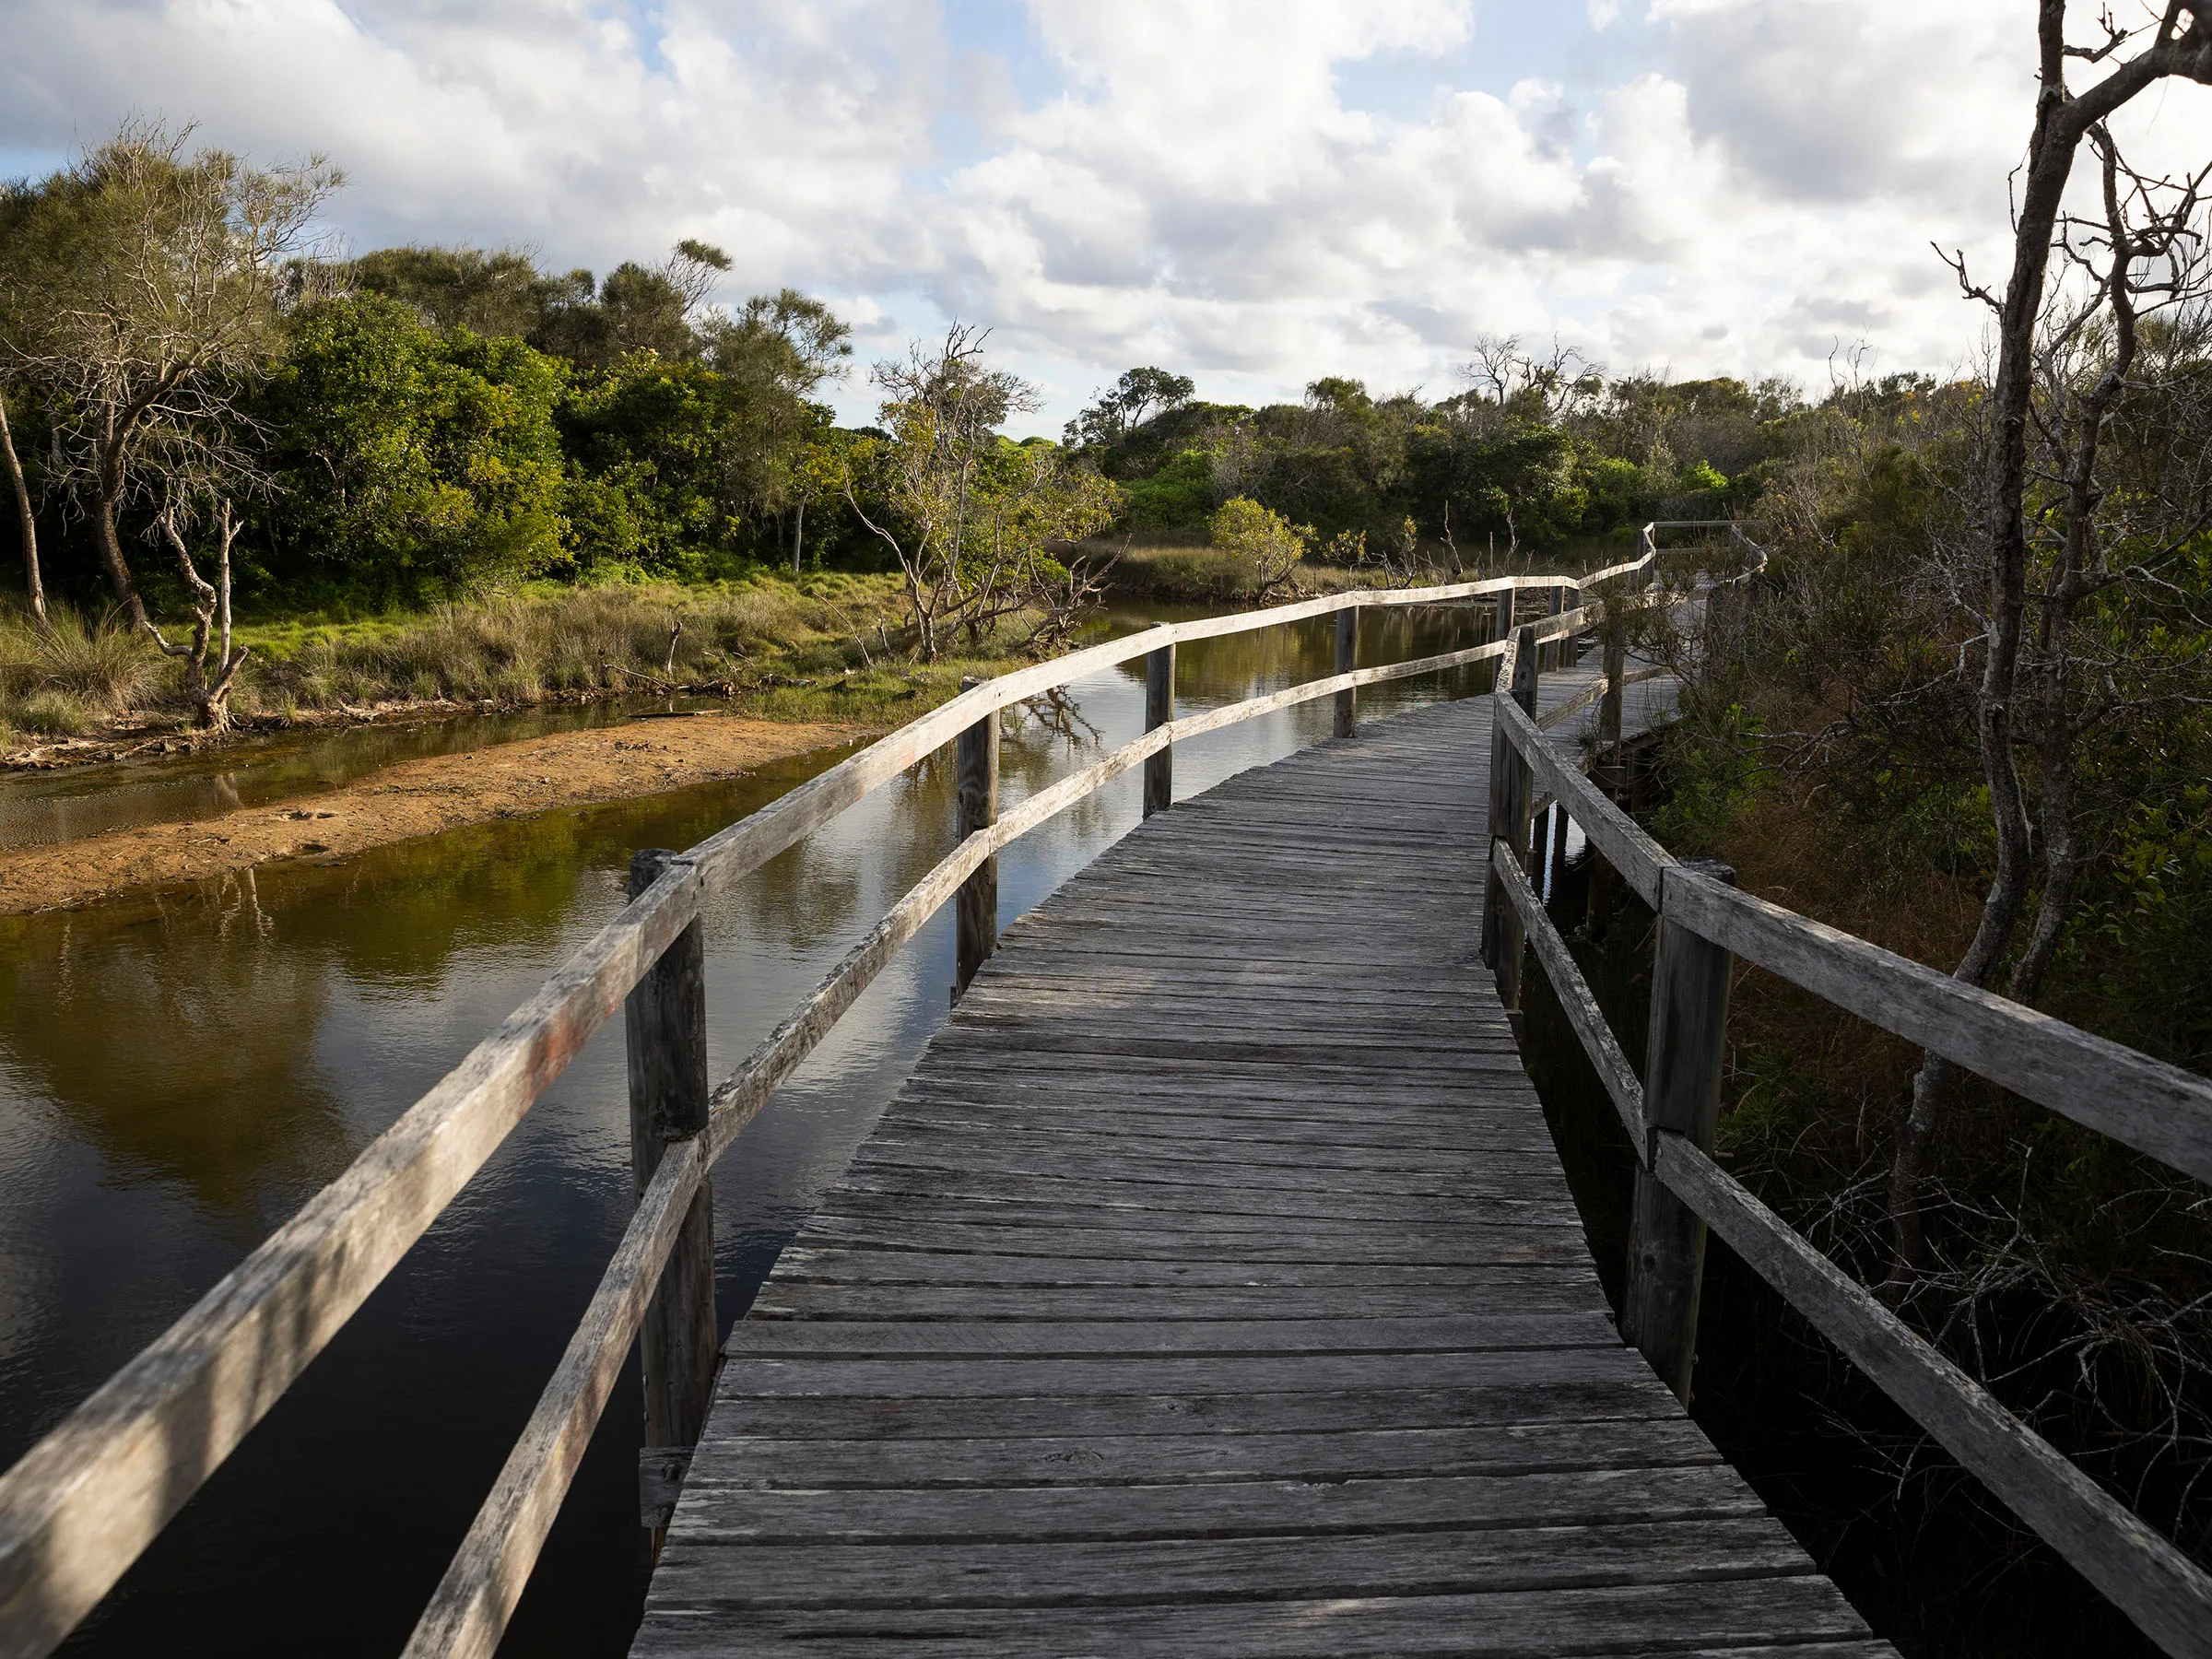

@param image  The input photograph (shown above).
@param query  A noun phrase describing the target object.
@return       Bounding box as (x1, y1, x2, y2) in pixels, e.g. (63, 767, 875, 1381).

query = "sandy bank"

(0, 712, 871, 914)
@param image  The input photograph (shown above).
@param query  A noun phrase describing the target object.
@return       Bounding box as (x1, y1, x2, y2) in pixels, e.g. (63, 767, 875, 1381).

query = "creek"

(0, 602, 1502, 1657)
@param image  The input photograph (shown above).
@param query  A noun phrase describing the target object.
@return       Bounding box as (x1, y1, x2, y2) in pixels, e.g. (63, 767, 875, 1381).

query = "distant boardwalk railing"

(1483, 616, 2212, 1657)
(0, 529, 1701, 1659)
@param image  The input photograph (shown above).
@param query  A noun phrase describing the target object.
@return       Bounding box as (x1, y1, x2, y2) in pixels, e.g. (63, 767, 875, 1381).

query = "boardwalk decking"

(632, 668, 1896, 1657)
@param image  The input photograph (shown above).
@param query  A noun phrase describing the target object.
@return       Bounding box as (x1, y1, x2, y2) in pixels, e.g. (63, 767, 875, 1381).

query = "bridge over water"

(4, 527, 2209, 1659)
(631, 676, 1891, 1655)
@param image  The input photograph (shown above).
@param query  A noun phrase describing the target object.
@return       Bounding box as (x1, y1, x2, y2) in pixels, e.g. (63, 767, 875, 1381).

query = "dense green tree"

(257, 295, 568, 594)
(559, 352, 746, 575)
(1064, 366, 1194, 449)
(531, 240, 732, 370)
(345, 245, 563, 338)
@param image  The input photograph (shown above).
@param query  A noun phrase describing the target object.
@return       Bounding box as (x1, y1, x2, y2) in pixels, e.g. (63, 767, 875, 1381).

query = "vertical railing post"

(1492, 586, 1514, 657)
(1143, 642, 1175, 818)
(1600, 616, 1626, 761)
(1479, 624, 1541, 1025)
(955, 677, 999, 998)
(1622, 861, 1736, 1404)
(624, 850, 714, 1541)
(1587, 614, 1627, 938)
(1334, 606, 1359, 738)
(1544, 583, 1564, 670)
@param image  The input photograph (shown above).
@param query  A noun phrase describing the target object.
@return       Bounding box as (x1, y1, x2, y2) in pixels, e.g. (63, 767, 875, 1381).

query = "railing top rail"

(1492, 691, 2212, 1189)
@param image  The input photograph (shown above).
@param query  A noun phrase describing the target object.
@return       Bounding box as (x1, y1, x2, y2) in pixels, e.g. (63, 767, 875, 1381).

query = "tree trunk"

(1883, 3, 2212, 1288)
(93, 484, 150, 630)
(0, 393, 41, 625)
(793, 498, 806, 577)
(1886, 8, 2079, 1287)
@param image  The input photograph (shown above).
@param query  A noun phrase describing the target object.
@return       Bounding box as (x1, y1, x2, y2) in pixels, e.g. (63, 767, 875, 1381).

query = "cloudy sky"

(5, 0, 2211, 434)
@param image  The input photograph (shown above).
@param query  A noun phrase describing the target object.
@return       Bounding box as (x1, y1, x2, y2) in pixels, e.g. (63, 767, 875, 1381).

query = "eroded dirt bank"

(0, 712, 871, 914)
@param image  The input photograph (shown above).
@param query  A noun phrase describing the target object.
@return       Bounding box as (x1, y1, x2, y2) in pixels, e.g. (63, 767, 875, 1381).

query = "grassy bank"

(0, 573, 1019, 757)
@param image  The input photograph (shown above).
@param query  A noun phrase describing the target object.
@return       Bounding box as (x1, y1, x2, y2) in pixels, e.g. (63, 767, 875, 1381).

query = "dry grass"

(0, 574, 1033, 750)
(0, 607, 165, 741)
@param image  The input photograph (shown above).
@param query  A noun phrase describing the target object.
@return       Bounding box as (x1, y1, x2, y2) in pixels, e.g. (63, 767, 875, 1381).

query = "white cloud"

(1, 0, 2208, 431)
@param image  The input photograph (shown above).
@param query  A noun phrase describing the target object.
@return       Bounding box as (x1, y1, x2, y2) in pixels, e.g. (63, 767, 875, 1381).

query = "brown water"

(0, 605, 1503, 1657)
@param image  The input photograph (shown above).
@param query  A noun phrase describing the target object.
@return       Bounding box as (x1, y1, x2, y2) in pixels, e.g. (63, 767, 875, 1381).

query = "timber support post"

(1545, 584, 1565, 670)
(1492, 587, 1514, 656)
(1479, 624, 1542, 1026)
(1334, 607, 1359, 738)
(1600, 619, 1626, 763)
(1622, 859, 1736, 1404)
(624, 849, 715, 1542)
(1583, 615, 1627, 939)
(1143, 643, 1175, 817)
(955, 677, 999, 997)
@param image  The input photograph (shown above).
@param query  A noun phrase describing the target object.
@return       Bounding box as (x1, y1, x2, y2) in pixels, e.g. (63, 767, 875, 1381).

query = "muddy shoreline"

(0, 712, 870, 914)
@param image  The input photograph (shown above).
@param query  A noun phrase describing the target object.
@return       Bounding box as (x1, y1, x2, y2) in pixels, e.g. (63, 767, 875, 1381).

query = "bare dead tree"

(844, 325, 1118, 659)
(1460, 333, 1605, 429)
(147, 495, 251, 729)
(0, 120, 338, 630)
(1888, 1, 2212, 1288)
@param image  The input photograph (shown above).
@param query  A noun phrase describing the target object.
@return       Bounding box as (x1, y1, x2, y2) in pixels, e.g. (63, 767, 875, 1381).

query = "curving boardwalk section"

(633, 675, 1895, 1657)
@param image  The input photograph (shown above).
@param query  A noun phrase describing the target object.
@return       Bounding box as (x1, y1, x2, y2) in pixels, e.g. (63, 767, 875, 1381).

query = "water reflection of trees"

(0, 885, 351, 1241)
(1109, 605, 1497, 708)
(0, 747, 867, 1234)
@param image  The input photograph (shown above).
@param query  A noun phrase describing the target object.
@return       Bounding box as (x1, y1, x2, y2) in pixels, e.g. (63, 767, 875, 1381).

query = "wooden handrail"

(0, 553, 1643, 1659)
(1481, 552, 2212, 1658)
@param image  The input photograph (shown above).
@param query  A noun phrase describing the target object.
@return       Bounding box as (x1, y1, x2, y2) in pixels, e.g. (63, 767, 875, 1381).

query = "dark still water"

(0, 606, 1501, 1657)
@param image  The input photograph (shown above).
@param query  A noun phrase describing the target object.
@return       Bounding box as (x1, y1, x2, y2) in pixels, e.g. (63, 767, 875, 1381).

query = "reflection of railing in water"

(0, 524, 1709, 1659)
(1481, 551, 2212, 1659)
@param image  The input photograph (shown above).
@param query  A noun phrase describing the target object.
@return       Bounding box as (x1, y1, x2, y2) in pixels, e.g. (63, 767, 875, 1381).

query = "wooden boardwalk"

(632, 671, 1896, 1657)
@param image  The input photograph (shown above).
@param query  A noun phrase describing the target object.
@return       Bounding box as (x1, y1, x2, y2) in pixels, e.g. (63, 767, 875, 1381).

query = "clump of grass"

(0, 606, 164, 737)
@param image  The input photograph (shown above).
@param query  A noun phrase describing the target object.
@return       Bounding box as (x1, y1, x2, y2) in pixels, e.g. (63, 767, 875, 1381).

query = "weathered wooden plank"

(705, 1349, 1650, 1403)
(645, 1522, 1805, 1610)
(696, 1375, 1687, 1442)
(843, 1144, 1561, 1195)
(787, 1215, 1595, 1265)
(659, 1477, 1780, 1548)
(876, 1101, 1559, 1149)
(746, 1279, 1597, 1322)
(633, 1577, 1873, 1658)
(762, 1249, 1593, 1292)
(865, 1111, 1552, 1157)
(686, 1418, 1723, 1489)
(809, 1188, 1572, 1232)
(719, 1314, 1620, 1358)
(818, 1183, 1577, 1238)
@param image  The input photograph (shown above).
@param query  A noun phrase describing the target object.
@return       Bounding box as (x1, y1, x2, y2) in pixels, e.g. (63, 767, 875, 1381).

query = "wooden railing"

(1481, 555, 2212, 1659)
(0, 529, 1705, 1659)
